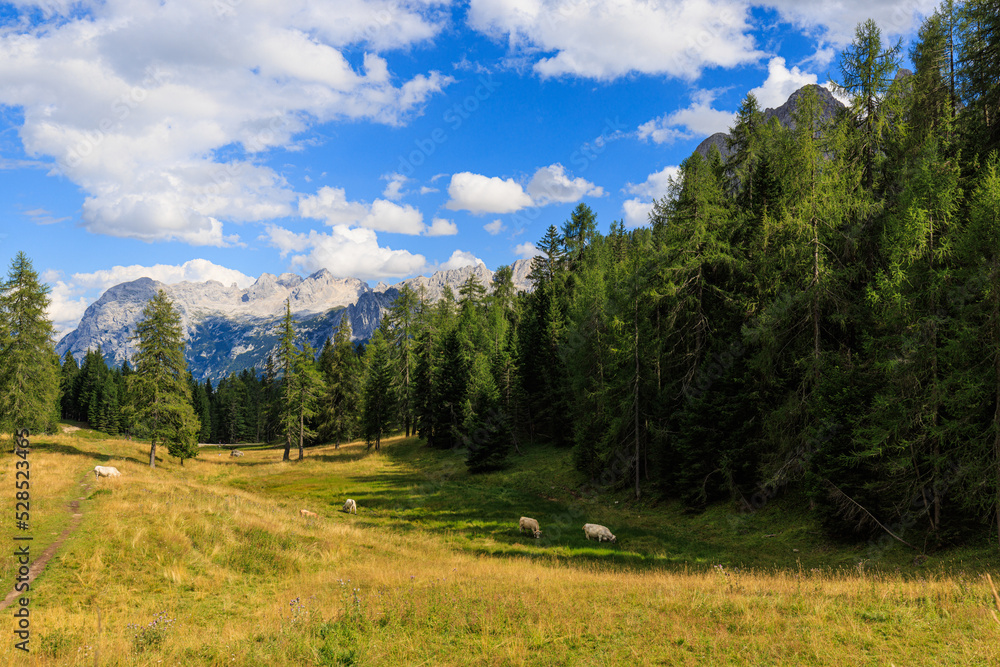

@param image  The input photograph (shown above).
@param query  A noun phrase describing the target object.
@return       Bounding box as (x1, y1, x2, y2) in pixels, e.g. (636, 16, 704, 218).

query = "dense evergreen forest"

(5, 2, 1000, 550)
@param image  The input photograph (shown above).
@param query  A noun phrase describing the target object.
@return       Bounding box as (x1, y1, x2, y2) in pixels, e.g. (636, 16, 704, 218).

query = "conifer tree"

(361, 328, 396, 451)
(385, 284, 419, 435)
(59, 351, 79, 421)
(277, 299, 297, 461)
(835, 19, 904, 193)
(0, 252, 60, 437)
(961, 153, 1000, 548)
(129, 290, 200, 467)
(292, 341, 323, 459)
(318, 317, 361, 447)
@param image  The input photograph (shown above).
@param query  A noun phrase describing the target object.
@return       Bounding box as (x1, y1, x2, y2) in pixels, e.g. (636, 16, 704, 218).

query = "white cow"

(342, 499, 357, 514)
(583, 523, 616, 543)
(519, 516, 542, 538)
(94, 465, 121, 480)
(230, 450, 244, 457)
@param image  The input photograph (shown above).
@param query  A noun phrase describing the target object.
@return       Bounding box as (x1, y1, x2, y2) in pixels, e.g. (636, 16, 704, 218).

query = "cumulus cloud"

(440, 249, 485, 271)
(467, 0, 762, 80)
(0, 1, 451, 245)
(638, 89, 736, 145)
(426, 217, 458, 236)
(445, 172, 534, 214)
(299, 186, 426, 235)
(484, 219, 505, 235)
(526, 163, 604, 205)
(622, 198, 655, 229)
(381, 172, 410, 200)
(626, 166, 680, 200)
(264, 224, 427, 280)
(446, 165, 601, 214)
(762, 0, 940, 45)
(70, 258, 256, 290)
(749, 57, 818, 109)
(515, 242, 542, 259)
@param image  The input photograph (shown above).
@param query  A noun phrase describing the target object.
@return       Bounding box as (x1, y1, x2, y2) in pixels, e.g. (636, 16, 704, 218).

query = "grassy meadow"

(1, 427, 999, 665)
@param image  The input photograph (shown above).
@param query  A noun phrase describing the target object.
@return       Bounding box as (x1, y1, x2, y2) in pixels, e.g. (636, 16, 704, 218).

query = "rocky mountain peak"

(695, 83, 847, 162)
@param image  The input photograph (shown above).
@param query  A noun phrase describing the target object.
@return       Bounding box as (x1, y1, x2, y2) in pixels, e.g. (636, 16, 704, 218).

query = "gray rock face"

(56, 259, 535, 381)
(695, 83, 846, 161)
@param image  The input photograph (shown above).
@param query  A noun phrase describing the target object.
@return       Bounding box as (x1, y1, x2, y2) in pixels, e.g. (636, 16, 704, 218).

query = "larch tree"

(129, 290, 200, 467)
(292, 341, 323, 460)
(277, 299, 297, 461)
(0, 252, 60, 437)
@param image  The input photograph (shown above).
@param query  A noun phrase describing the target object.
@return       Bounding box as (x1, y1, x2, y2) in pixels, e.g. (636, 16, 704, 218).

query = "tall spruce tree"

(0, 252, 60, 437)
(129, 290, 200, 467)
(361, 327, 396, 451)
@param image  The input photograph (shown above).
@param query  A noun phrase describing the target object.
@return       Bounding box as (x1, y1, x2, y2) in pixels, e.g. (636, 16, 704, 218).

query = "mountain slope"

(56, 259, 534, 381)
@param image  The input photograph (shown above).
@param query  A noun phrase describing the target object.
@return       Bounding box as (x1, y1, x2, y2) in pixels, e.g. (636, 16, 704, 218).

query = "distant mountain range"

(56, 259, 533, 382)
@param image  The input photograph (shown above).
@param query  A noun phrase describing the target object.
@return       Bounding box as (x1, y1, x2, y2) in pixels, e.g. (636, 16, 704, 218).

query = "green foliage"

(0, 251, 60, 436)
(128, 289, 200, 466)
(361, 328, 396, 450)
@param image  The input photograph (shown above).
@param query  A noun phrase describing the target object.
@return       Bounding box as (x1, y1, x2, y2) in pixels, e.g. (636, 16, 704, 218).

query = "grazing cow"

(93, 465, 121, 480)
(583, 523, 616, 543)
(519, 516, 542, 538)
(230, 450, 244, 457)
(342, 499, 357, 514)
(299, 509, 317, 518)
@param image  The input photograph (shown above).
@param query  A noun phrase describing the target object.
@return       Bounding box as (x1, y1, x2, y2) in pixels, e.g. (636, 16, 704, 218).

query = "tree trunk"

(149, 440, 156, 468)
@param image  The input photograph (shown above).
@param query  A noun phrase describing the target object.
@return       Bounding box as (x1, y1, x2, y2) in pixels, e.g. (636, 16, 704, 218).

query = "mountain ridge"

(56, 259, 534, 381)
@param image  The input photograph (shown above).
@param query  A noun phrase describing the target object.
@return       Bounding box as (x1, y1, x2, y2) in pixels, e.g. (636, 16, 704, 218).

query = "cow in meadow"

(94, 465, 121, 480)
(519, 517, 542, 538)
(583, 523, 616, 543)
(342, 499, 357, 514)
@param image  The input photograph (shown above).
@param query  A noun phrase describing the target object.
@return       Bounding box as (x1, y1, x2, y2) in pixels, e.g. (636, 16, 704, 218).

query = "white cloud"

(626, 166, 680, 200)
(446, 165, 601, 214)
(440, 249, 485, 271)
(623, 199, 656, 228)
(467, 0, 763, 80)
(299, 186, 426, 235)
(0, 1, 452, 245)
(638, 89, 736, 144)
(749, 57, 818, 109)
(419, 186, 439, 195)
(636, 122, 691, 145)
(362, 199, 426, 235)
(445, 172, 533, 214)
(264, 224, 427, 280)
(484, 219, 505, 235)
(71, 259, 256, 291)
(515, 242, 542, 259)
(762, 0, 940, 45)
(426, 217, 458, 236)
(381, 172, 410, 200)
(526, 163, 604, 205)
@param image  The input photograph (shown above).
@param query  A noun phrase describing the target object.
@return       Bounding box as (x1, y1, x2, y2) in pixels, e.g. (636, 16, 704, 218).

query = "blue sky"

(0, 0, 938, 337)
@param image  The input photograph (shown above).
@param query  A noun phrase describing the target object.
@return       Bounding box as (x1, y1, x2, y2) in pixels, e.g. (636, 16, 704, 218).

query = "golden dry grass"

(0, 432, 998, 665)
